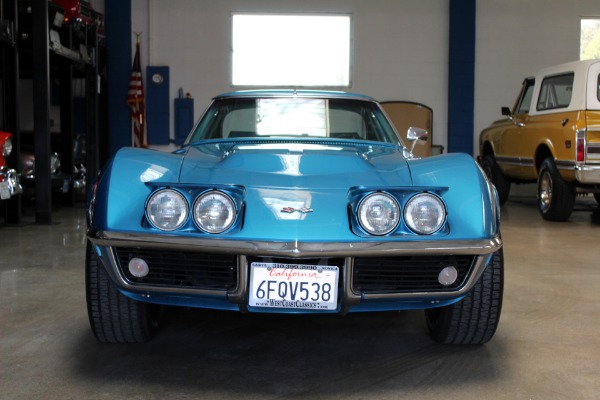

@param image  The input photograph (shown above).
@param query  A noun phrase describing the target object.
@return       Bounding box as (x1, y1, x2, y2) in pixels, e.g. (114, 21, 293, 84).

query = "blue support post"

(448, 0, 476, 155)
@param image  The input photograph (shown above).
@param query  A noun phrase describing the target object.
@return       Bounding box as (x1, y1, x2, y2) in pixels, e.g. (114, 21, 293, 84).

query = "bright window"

(581, 18, 600, 60)
(232, 14, 351, 87)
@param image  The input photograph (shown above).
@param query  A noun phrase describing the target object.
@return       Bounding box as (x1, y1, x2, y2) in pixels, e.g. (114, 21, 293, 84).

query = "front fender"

(90, 147, 185, 232)
(408, 153, 500, 239)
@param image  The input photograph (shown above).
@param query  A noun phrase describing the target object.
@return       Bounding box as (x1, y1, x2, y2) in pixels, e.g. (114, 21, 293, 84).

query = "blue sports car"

(86, 90, 503, 344)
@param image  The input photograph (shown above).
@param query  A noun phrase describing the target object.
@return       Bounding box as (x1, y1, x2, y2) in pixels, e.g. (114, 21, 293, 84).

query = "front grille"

(353, 255, 474, 293)
(114, 247, 238, 290)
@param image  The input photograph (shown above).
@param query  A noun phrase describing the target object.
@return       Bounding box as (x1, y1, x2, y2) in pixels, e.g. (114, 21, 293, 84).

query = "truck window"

(537, 73, 574, 111)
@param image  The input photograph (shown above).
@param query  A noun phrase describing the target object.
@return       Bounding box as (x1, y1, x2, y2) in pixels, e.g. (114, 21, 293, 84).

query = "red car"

(0, 131, 22, 201)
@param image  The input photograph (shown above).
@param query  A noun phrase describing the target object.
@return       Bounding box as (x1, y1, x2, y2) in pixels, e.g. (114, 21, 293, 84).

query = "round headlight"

(2, 137, 12, 157)
(357, 192, 400, 235)
(146, 189, 188, 231)
(404, 193, 446, 235)
(193, 191, 236, 234)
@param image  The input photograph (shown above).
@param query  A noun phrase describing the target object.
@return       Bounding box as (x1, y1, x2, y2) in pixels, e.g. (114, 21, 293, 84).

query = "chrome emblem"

(281, 207, 313, 214)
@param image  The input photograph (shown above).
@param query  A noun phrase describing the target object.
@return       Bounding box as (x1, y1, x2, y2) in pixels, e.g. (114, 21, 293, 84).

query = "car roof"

(531, 59, 600, 79)
(526, 59, 600, 113)
(213, 89, 376, 102)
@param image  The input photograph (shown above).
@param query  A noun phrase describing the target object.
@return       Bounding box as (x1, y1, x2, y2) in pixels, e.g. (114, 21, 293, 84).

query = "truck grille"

(353, 255, 474, 293)
(114, 247, 238, 290)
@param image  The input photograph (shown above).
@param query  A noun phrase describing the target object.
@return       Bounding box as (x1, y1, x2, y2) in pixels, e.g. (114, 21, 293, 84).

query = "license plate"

(249, 262, 339, 310)
(0, 181, 10, 200)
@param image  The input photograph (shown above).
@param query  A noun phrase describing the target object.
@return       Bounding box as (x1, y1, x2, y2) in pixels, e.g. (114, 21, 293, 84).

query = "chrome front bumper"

(88, 229, 502, 310)
(575, 164, 600, 184)
(0, 166, 22, 200)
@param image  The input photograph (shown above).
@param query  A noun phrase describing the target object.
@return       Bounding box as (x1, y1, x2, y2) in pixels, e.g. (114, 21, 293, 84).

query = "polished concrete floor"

(1, 187, 600, 399)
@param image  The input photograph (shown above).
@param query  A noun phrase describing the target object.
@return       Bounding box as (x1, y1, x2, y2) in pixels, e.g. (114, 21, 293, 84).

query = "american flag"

(127, 40, 145, 147)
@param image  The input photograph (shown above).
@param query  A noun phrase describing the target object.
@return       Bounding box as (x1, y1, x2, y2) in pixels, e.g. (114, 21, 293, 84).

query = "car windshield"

(186, 97, 401, 145)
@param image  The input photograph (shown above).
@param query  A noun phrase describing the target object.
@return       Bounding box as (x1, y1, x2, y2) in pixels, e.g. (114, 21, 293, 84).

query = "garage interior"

(1, 0, 600, 399)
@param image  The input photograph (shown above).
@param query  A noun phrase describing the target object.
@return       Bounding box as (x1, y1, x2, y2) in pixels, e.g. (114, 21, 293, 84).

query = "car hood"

(179, 141, 412, 188)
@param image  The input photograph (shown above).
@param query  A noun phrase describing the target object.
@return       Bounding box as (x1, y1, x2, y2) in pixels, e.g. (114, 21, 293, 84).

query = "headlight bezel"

(350, 187, 448, 237)
(193, 190, 237, 234)
(403, 192, 447, 235)
(145, 188, 189, 232)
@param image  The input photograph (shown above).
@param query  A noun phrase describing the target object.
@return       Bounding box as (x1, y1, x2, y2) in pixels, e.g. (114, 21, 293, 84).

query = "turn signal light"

(129, 258, 149, 278)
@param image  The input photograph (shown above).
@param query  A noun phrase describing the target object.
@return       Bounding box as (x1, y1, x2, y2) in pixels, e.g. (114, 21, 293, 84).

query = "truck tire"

(86, 241, 158, 343)
(425, 248, 504, 345)
(481, 155, 510, 205)
(537, 157, 575, 221)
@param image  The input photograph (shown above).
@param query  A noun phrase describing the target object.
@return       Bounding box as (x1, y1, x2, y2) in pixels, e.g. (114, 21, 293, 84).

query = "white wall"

(131, 0, 449, 151)
(474, 0, 600, 155)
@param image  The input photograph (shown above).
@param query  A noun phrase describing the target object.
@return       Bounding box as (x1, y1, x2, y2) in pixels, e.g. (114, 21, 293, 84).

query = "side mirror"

(406, 127, 428, 154)
(501, 106, 512, 117)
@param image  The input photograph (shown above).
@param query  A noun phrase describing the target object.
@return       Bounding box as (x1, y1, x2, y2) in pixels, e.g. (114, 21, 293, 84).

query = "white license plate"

(249, 262, 339, 310)
(0, 181, 10, 200)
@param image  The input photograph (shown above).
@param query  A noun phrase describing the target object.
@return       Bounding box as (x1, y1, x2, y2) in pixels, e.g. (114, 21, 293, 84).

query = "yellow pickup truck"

(479, 59, 600, 221)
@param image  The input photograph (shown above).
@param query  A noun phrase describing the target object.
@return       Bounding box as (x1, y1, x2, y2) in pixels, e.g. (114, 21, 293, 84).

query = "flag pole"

(128, 32, 146, 147)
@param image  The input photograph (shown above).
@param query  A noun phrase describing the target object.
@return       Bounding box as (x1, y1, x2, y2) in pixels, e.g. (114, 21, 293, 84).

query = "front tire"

(86, 241, 158, 343)
(537, 157, 575, 221)
(481, 155, 511, 205)
(425, 248, 504, 345)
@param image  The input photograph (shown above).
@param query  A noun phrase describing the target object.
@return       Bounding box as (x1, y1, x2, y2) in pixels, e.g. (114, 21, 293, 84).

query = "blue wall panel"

(174, 98, 194, 146)
(146, 66, 171, 145)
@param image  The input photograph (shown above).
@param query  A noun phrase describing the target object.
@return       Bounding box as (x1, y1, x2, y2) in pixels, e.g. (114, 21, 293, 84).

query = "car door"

(496, 78, 535, 177)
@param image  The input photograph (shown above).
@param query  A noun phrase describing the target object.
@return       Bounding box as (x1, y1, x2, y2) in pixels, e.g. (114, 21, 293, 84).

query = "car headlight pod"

(404, 193, 446, 234)
(193, 190, 236, 234)
(2, 137, 12, 157)
(357, 192, 400, 235)
(146, 189, 189, 231)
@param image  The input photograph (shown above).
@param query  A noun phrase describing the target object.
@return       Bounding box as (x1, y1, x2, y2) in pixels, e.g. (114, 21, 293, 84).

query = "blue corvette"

(86, 90, 503, 344)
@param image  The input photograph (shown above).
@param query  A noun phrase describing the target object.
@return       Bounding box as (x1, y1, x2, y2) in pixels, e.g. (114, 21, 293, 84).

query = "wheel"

(537, 157, 575, 221)
(86, 241, 158, 343)
(425, 247, 504, 345)
(480, 155, 511, 205)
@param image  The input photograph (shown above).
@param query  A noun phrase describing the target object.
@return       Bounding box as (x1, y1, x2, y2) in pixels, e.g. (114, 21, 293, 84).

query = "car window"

(537, 73, 574, 111)
(514, 79, 535, 114)
(187, 97, 400, 144)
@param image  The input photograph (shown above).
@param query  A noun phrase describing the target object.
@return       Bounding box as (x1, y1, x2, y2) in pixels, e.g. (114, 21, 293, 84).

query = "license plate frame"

(249, 262, 339, 310)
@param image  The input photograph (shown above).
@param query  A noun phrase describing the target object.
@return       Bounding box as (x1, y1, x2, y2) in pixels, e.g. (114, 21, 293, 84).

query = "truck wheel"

(481, 155, 510, 205)
(425, 248, 504, 345)
(86, 241, 158, 343)
(537, 157, 575, 221)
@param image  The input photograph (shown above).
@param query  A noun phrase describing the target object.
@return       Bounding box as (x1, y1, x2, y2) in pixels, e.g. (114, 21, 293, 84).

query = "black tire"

(537, 157, 575, 221)
(86, 241, 158, 343)
(425, 247, 504, 345)
(480, 155, 511, 205)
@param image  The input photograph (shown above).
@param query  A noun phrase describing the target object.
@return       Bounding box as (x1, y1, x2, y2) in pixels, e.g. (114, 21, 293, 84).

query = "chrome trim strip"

(555, 160, 576, 170)
(495, 156, 534, 168)
(88, 229, 502, 258)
